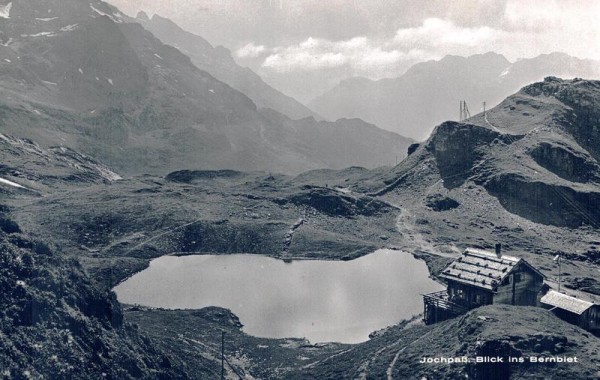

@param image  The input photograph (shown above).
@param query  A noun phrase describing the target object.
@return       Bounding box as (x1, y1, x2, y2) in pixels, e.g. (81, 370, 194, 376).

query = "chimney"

(495, 243, 502, 258)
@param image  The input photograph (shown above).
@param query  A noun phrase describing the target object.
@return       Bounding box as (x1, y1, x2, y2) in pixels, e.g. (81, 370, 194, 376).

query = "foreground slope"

(0, 0, 411, 175)
(284, 305, 600, 379)
(0, 212, 184, 378)
(310, 53, 600, 140)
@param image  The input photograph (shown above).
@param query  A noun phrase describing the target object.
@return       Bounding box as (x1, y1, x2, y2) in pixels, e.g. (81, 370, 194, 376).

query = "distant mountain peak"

(135, 12, 322, 120)
(136, 11, 150, 21)
(310, 52, 600, 140)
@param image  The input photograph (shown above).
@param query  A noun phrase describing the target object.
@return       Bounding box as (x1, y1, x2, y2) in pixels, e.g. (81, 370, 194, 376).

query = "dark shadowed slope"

(0, 0, 412, 175)
(287, 305, 600, 379)
(310, 53, 600, 140)
(133, 12, 321, 121)
(0, 213, 185, 378)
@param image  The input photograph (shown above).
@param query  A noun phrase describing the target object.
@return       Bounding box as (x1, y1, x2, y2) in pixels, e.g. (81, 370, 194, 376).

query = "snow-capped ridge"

(90, 4, 123, 23)
(0, 2, 12, 19)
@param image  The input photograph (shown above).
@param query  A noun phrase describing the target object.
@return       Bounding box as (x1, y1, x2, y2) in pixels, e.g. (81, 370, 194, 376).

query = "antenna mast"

(459, 100, 471, 122)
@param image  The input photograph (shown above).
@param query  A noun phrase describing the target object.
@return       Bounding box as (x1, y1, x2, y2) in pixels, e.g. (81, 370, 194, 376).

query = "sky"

(109, 0, 600, 102)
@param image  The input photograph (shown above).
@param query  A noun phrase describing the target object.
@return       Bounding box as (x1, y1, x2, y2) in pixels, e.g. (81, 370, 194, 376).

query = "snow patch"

(335, 187, 352, 194)
(90, 4, 123, 23)
(33, 109, 41, 115)
(153, 53, 163, 60)
(500, 67, 511, 77)
(27, 32, 56, 38)
(3, 59, 10, 63)
(209, 89, 215, 94)
(41, 80, 57, 86)
(78, 68, 83, 74)
(36, 17, 59, 21)
(106, 78, 113, 86)
(60, 24, 79, 32)
(0, 2, 12, 19)
(0, 177, 26, 189)
(1, 37, 13, 46)
(95, 76, 99, 81)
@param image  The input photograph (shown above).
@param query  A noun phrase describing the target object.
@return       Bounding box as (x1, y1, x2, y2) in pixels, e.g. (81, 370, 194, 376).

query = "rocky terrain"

(0, 210, 182, 379)
(0, 0, 412, 175)
(310, 52, 600, 140)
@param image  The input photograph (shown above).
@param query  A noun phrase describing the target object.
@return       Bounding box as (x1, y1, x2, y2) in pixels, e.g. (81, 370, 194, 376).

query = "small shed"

(540, 290, 600, 333)
(424, 246, 546, 324)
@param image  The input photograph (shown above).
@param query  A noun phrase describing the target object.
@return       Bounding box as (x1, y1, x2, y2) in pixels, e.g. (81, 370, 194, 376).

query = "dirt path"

(301, 347, 355, 370)
(386, 330, 434, 379)
(356, 336, 405, 379)
(484, 112, 502, 133)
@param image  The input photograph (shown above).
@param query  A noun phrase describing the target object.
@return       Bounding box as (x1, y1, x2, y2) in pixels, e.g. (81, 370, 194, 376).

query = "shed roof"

(540, 290, 594, 315)
(439, 248, 541, 291)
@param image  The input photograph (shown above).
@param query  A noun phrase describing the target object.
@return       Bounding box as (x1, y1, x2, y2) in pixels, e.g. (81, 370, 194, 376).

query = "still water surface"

(115, 249, 444, 343)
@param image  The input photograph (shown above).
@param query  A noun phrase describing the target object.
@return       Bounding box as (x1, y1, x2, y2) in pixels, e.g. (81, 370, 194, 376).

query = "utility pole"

(554, 253, 562, 292)
(221, 331, 225, 380)
(483, 101, 487, 117)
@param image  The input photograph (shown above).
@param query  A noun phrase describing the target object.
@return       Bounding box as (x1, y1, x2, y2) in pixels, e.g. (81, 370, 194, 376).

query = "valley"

(1, 0, 600, 378)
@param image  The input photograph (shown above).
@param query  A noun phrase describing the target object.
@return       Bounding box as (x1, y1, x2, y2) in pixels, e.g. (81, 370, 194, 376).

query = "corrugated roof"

(541, 290, 594, 315)
(439, 248, 521, 290)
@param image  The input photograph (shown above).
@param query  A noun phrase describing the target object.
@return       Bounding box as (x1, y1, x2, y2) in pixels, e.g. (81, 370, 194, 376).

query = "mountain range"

(309, 52, 600, 140)
(0, 0, 412, 175)
(132, 11, 321, 121)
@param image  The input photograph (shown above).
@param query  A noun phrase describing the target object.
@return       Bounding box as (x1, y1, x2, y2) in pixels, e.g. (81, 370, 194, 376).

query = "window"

(476, 294, 482, 304)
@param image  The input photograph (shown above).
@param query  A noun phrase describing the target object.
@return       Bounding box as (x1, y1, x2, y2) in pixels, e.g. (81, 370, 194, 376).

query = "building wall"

(448, 281, 493, 309)
(493, 263, 544, 306)
(587, 306, 600, 331)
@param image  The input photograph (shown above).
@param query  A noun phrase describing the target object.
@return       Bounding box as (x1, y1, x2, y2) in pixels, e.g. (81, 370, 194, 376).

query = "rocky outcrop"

(165, 169, 246, 183)
(529, 141, 599, 183)
(427, 122, 500, 188)
(426, 194, 460, 211)
(0, 211, 184, 378)
(284, 186, 393, 217)
(485, 173, 600, 228)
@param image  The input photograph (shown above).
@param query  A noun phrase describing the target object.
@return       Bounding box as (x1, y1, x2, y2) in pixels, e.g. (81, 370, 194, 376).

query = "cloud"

(261, 36, 431, 79)
(255, 4, 600, 81)
(236, 43, 267, 58)
(258, 18, 507, 79)
(394, 18, 502, 48)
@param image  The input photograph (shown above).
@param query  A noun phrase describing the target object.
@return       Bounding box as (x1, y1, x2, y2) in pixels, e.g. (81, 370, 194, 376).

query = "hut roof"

(541, 290, 594, 315)
(439, 248, 543, 291)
